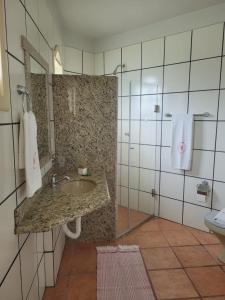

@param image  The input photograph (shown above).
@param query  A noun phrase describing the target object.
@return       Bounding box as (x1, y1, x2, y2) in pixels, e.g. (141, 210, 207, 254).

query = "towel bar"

(165, 112, 210, 118)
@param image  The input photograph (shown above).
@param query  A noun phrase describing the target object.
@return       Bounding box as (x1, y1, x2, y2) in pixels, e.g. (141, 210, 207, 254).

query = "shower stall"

(116, 72, 161, 236)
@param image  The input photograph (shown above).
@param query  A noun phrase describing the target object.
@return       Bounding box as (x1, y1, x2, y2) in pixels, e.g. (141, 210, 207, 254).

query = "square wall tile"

(214, 152, 225, 182)
(221, 57, 225, 88)
(142, 67, 163, 94)
(120, 165, 128, 187)
(165, 31, 191, 64)
(184, 176, 212, 208)
(121, 143, 128, 165)
(116, 185, 121, 203)
(161, 146, 184, 174)
(216, 122, 225, 151)
(194, 121, 216, 150)
(64, 47, 82, 73)
(38, 257, 45, 299)
(190, 58, 221, 91)
(5, 0, 26, 62)
(141, 94, 162, 120)
(130, 144, 139, 167)
(164, 63, 190, 93)
(139, 191, 155, 214)
(44, 252, 54, 287)
(25, 0, 39, 25)
(121, 120, 129, 142)
(54, 229, 65, 281)
(0, 194, 18, 283)
(105, 48, 121, 74)
(83, 51, 94, 75)
(116, 164, 121, 185)
(130, 120, 140, 143)
(161, 121, 172, 146)
(192, 23, 224, 60)
(26, 14, 40, 53)
(117, 73, 122, 96)
(129, 167, 139, 189)
(122, 70, 141, 96)
(163, 93, 188, 120)
(121, 186, 128, 207)
(131, 96, 141, 119)
(117, 97, 122, 119)
(122, 44, 141, 71)
(140, 169, 159, 193)
(140, 145, 160, 170)
(142, 38, 164, 68)
(121, 97, 129, 119)
(183, 203, 210, 231)
(26, 274, 39, 300)
(140, 121, 161, 145)
(0, 125, 15, 203)
(160, 172, 184, 200)
(129, 189, 139, 210)
(189, 91, 219, 120)
(212, 181, 225, 210)
(0, 256, 22, 300)
(186, 150, 214, 179)
(160, 197, 182, 223)
(20, 234, 39, 298)
(94, 52, 104, 75)
(218, 90, 225, 120)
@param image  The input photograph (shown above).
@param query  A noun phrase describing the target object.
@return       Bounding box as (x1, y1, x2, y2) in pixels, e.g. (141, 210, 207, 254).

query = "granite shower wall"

(53, 74, 117, 240)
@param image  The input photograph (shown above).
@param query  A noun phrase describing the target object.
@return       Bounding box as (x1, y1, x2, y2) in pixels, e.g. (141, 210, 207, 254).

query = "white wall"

(0, 0, 65, 299)
(98, 22, 225, 232)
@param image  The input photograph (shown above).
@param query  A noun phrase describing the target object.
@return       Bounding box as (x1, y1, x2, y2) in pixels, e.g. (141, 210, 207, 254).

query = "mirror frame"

(21, 35, 51, 167)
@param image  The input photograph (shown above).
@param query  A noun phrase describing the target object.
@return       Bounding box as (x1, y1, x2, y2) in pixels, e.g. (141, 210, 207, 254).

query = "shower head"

(113, 64, 125, 75)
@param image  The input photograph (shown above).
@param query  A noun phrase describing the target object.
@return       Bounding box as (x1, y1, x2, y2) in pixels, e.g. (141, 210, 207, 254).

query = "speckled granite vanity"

(14, 169, 110, 234)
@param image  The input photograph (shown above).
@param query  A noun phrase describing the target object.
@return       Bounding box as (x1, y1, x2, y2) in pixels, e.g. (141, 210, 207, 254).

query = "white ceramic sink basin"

(60, 179, 96, 195)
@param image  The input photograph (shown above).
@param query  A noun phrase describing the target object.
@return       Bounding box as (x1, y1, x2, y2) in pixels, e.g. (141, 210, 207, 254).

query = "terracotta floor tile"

(159, 219, 186, 231)
(141, 247, 181, 270)
(188, 228, 221, 245)
(204, 244, 225, 265)
(203, 297, 225, 300)
(186, 266, 225, 297)
(137, 231, 169, 248)
(139, 218, 161, 232)
(149, 269, 198, 299)
(173, 245, 218, 267)
(59, 245, 97, 275)
(163, 230, 200, 246)
(67, 273, 96, 300)
(43, 275, 69, 300)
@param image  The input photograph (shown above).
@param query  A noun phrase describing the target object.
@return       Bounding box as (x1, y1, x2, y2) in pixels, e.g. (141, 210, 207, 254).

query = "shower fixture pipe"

(113, 64, 126, 75)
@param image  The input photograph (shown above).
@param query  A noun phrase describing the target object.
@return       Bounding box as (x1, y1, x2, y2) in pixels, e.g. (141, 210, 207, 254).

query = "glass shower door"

(116, 77, 160, 236)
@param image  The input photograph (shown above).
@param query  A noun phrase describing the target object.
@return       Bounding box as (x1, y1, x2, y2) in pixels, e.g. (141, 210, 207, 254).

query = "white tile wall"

(190, 58, 221, 91)
(64, 46, 82, 73)
(142, 67, 163, 94)
(186, 150, 214, 179)
(183, 203, 210, 231)
(192, 23, 224, 60)
(94, 52, 104, 75)
(83, 51, 94, 75)
(122, 44, 141, 71)
(122, 70, 141, 96)
(212, 181, 225, 210)
(160, 173, 184, 200)
(0, 0, 65, 298)
(142, 38, 164, 68)
(193, 121, 216, 150)
(105, 48, 121, 74)
(139, 191, 155, 214)
(218, 90, 225, 120)
(163, 93, 188, 120)
(214, 152, 225, 182)
(165, 31, 191, 64)
(160, 197, 182, 223)
(141, 94, 162, 120)
(164, 63, 190, 92)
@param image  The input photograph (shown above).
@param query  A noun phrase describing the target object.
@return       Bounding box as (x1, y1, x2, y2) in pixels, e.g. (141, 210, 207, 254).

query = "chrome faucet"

(51, 173, 70, 187)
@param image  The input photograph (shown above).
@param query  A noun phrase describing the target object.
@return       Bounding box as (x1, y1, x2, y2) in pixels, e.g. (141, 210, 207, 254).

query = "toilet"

(205, 211, 225, 263)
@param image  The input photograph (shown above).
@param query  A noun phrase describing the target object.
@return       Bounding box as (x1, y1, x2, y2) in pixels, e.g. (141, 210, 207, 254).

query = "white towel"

(171, 114, 194, 170)
(19, 111, 42, 197)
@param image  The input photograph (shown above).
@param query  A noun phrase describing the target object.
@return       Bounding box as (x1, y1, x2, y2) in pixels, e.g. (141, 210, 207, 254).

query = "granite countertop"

(14, 169, 110, 234)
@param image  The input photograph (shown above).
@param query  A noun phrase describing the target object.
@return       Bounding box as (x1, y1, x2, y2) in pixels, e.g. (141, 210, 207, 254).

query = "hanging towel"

(171, 114, 194, 170)
(19, 111, 42, 197)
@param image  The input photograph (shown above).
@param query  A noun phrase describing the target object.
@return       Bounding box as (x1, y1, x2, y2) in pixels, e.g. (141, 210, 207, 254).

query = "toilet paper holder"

(196, 180, 210, 196)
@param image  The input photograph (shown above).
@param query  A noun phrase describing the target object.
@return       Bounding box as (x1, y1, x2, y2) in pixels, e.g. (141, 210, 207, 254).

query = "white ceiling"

(52, 0, 225, 40)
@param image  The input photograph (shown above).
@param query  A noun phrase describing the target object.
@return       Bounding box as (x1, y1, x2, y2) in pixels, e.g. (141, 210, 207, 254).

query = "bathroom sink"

(60, 179, 96, 195)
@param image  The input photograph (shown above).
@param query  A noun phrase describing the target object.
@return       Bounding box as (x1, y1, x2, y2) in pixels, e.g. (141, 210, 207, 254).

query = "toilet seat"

(205, 211, 225, 234)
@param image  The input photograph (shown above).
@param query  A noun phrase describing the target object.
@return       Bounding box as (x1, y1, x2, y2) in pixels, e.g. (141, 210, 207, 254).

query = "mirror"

(21, 36, 51, 166)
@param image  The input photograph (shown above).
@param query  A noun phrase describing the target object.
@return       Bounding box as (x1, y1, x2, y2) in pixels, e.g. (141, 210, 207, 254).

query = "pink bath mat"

(96, 245, 155, 300)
